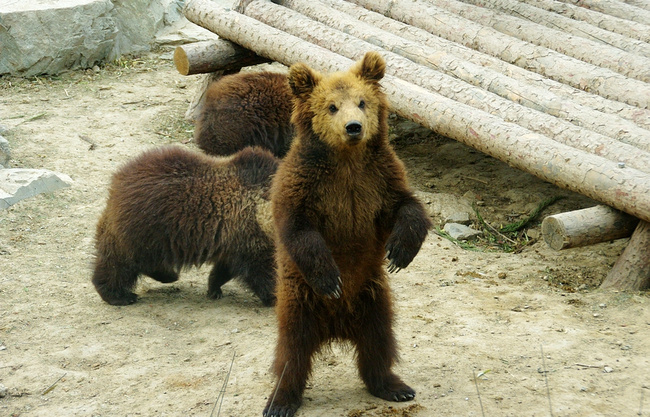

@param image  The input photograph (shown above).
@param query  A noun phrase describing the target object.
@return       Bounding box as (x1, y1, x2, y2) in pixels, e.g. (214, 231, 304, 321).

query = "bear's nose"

(345, 121, 362, 137)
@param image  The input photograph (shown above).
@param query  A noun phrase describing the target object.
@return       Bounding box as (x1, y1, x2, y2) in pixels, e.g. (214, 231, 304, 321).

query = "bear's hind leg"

(353, 281, 415, 402)
(235, 252, 276, 306)
(207, 261, 232, 300)
(264, 295, 321, 417)
(92, 255, 139, 306)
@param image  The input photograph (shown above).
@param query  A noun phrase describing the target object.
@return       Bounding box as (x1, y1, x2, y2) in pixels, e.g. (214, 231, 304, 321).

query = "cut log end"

(173, 47, 191, 76)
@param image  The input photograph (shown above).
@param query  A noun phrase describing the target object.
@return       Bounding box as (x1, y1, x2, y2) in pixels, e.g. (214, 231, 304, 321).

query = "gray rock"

(0, 169, 73, 210)
(443, 223, 482, 241)
(444, 211, 471, 225)
(0, 0, 118, 76)
(0, 135, 9, 168)
(0, 0, 185, 76)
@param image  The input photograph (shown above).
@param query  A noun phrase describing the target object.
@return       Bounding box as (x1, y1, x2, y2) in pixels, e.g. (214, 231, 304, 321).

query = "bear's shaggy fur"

(263, 52, 432, 417)
(92, 146, 279, 307)
(194, 71, 294, 158)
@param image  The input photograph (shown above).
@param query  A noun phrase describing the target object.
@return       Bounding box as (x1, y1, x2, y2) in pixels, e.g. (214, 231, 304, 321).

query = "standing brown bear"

(194, 71, 294, 158)
(92, 146, 278, 307)
(263, 52, 432, 417)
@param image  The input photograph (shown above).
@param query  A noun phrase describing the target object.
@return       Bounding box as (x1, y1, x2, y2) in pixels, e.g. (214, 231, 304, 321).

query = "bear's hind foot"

(368, 376, 415, 402)
(262, 398, 300, 417)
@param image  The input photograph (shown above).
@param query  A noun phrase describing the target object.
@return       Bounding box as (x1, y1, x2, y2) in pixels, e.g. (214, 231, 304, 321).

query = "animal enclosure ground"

(1, 54, 648, 417)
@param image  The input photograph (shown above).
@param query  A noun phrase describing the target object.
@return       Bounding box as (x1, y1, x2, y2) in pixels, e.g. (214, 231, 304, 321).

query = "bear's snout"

(345, 120, 363, 137)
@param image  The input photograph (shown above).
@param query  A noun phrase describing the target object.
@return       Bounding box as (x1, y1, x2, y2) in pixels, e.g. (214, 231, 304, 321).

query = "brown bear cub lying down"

(264, 52, 432, 417)
(194, 71, 294, 158)
(92, 146, 278, 306)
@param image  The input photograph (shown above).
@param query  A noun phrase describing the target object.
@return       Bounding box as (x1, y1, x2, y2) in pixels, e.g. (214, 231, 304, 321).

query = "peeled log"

(173, 39, 270, 76)
(600, 221, 650, 291)
(182, 0, 650, 223)
(351, 0, 650, 108)
(541, 205, 639, 250)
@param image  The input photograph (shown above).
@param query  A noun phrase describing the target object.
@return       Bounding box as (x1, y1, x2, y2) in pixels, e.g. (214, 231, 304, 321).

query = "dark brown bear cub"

(92, 146, 278, 306)
(194, 71, 294, 158)
(264, 52, 432, 417)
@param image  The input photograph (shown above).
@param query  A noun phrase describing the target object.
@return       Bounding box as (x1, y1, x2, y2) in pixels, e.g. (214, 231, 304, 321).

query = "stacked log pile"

(180, 0, 650, 290)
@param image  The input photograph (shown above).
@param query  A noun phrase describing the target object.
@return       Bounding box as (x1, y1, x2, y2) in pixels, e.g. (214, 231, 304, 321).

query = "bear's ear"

(288, 63, 322, 99)
(353, 51, 385, 83)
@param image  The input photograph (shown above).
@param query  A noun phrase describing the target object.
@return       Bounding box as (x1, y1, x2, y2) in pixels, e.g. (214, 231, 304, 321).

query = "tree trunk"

(430, 0, 650, 77)
(184, 0, 650, 223)
(276, 0, 650, 158)
(173, 39, 270, 76)
(350, 0, 650, 109)
(322, 0, 650, 131)
(558, 0, 650, 26)
(600, 221, 650, 291)
(518, 0, 650, 43)
(541, 205, 639, 250)
(464, 0, 650, 58)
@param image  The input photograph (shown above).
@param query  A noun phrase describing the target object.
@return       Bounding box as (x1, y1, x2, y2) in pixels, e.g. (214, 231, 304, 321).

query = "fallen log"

(541, 205, 639, 250)
(173, 39, 270, 76)
(323, 0, 650, 130)
(518, 0, 650, 43)
(351, 0, 650, 108)
(183, 0, 650, 223)
(557, 0, 650, 26)
(600, 221, 650, 291)
(274, 0, 650, 158)
(431, 0, 650, 78)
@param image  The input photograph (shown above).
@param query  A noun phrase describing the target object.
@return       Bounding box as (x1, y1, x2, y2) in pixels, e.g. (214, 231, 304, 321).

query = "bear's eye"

(359, 100, 365, 109)
(328, 104, 338, 114)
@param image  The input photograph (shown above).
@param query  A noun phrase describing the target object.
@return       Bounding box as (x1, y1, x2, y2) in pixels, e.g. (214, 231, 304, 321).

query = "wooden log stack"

(179, 0, 650, 290)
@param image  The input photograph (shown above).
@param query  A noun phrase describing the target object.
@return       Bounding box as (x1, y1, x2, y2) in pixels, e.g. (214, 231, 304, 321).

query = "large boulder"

(0, 0, 185, 76)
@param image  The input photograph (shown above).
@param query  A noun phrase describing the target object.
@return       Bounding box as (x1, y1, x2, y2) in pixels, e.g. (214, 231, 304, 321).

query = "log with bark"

(273, 0, 650, 159)
(350, 0, 650, 109)
(183, 0, 650, 224)
(173, 39, 270, 76)
(518, 0, 650, 43)
(464, 0, 650, 58)
(600, 221, 650, 291)
(431, 0, 650, 76)
(557, 0, 650, 26)
(541, 205, 639, 250)
(322, 0, 650, 130)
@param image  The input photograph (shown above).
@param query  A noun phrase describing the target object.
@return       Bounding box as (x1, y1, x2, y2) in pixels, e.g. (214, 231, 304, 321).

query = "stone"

(0, 0, 118, 76)
(0, 169, 73, 210)
(0, 0, 186, 76)
(443, 223, 482, 241)
(444, 211, 471, 225)
(0, 135, 9, 168)
(415, 191, 474, 224)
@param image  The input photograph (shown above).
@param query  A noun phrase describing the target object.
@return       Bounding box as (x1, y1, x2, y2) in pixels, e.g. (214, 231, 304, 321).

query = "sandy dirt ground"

(1, 53, 649, 417)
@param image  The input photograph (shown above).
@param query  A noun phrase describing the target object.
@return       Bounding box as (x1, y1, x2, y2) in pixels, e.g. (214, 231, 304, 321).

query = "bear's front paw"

(309, 268, 343, 299)
(385, 238, 419, 273)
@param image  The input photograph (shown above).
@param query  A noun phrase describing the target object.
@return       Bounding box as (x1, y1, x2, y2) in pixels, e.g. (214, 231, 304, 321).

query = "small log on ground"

(541, 205, 639, 250)
(174, 39, 270, 76)
(183, 0, 650, 223)
(600, 221, 650, 291)
(351, 0, 650, 108)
